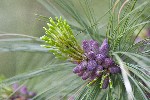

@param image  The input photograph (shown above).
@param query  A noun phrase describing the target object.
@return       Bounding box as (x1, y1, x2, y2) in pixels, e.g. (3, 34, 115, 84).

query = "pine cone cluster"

(73, 39, 121, 89)
(10, 83, 36, 100)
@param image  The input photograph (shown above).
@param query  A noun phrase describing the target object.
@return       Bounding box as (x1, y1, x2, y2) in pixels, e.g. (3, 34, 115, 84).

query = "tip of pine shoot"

(43, 27, 47, 30)
(40, 45, 46, 47)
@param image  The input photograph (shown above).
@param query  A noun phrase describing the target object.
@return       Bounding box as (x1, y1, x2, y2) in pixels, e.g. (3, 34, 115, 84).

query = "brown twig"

(118, 0, 129, 24)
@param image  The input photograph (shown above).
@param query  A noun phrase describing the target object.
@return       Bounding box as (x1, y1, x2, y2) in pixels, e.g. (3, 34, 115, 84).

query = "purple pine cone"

(89, 72, 97, 81)
(28, 92, 36, 97)
(78, 65, 85, 72)
(81, 60, 88, 67)
(102, 76, 109, 89)
(97, 65, 103, 71)
(82, 72, 90, 80)
(95, 66, 103, 77)
(87, 51, 96, 60)
(20, 86, 28, 95)
(95, 54, 105, 64)
(87, 60, 97, 71)
(82, 40, 90, 53)
(73, 66, 80, 73)
(12, 83, 19, 91)
(99, 39, 109, 56)
(95, 71, 102, 77)
(104, 58, 114, 68)
(78, 71, 84, 76)
(109, 66, 121, 74)
(10, 94, 20, 100)
(79, 61, 87, 71)
(89, 40, 95, 46)
(90, 40, 99, 53)
(10, 84, 37, 100)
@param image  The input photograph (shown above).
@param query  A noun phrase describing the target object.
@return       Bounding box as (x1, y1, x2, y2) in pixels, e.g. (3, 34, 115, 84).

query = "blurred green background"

(0, 0, 109, 77)
(0, 0, 52, 77)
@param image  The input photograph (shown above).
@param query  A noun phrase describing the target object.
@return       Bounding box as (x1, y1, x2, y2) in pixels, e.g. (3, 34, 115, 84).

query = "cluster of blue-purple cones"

(73, 39, 121, 89)
(10, 83, 36, 100)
